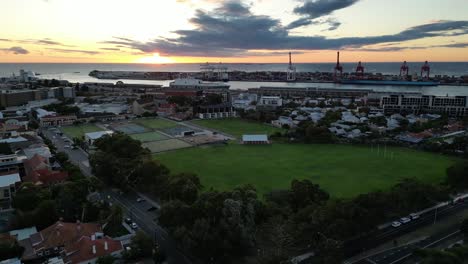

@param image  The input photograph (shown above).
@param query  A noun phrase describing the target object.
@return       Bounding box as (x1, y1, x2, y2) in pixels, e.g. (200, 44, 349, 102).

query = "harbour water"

(1, 63, 467, 96)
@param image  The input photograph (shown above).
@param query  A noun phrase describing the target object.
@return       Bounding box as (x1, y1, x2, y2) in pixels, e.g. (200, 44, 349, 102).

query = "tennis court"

(143, 139, 192, 153)
(135, 118, 178, 130)
(130, 132, 168, 142)
(112, 123, 148, 134)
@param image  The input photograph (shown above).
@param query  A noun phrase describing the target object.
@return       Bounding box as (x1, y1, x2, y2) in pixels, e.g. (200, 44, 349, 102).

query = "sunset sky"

(1, 0, 467, 63)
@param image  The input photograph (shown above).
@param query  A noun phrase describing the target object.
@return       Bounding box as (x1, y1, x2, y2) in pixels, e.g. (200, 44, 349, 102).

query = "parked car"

(136, 198, 145, 203)
(124, 218, 132, 224)
(391, 221, 401, 228)
(131, 223, 138, 229)
(409, 213, 419, 220)
(147, 206, 157, 212)
(400, 217, 411, 224)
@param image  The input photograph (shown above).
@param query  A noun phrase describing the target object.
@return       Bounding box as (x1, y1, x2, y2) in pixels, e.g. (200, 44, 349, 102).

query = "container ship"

(333, 52, 439, 87)
(340, 79, 439, 86)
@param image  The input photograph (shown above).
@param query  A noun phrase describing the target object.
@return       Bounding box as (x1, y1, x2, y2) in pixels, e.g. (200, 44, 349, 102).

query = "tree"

(304, 125, 334, 143)
(90, 133, 150, 189)
(105, 205, 123, 232)
(123, 231, 154, 260)
(369, 116, 387, 127)
(162, 173, 202, 204)
(203, 93, 223, 105)
(461, 218, 468, 238)
(167, 95, 192, 106)
(290, 179, 329, 210)
(130, 160, 170, 194)
(96, 255, 116, 264)
(159, 200, 193, 231)
(55, 152, 69, 164)
(0, 236, 24, 261)
(13, 183, 50, 211)
(446, 161, 468, 190)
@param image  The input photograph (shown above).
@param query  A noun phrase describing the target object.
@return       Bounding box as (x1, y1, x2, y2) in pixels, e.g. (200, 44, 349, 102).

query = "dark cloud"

(0, 39, 11, 42)
(293, 0, 359, 18)
(102, 2, 468, 57)
(100, 47, 120, 51)
(17, 38, 74, 47)
(47, 48, 100, 55)
(354, 42, 468, 52)
(287, 0, 359, 29)
(0, 46, 29, 55)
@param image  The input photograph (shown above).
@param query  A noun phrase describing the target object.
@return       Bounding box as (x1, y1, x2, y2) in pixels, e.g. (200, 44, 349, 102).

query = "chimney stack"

(92, 245, 96, 254)
(104, 241, 108, 251)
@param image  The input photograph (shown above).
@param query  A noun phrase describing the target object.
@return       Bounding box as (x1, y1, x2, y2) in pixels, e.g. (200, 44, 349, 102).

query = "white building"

(85, 131, 114, 145)
(232, 93, 258, 109)
(258, 96, 283, 108)
(169, 78, 230, 90)
(0, 172, 21, 212)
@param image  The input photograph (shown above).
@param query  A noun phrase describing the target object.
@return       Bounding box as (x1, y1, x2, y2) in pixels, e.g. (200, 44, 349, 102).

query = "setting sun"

(137, 53, 174, 64)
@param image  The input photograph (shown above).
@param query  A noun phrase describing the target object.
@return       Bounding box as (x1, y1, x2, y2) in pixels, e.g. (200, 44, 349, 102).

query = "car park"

(391, 221, 401, 228)
(400, 217, 411, 224)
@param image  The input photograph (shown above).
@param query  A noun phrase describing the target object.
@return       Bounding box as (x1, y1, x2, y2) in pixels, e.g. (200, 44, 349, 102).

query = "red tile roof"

(33, 221, 102, 251)
(65, 236, 123, 264)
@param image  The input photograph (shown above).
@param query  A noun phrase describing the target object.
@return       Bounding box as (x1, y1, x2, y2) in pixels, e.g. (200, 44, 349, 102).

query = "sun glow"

(137, 53, 174, 64)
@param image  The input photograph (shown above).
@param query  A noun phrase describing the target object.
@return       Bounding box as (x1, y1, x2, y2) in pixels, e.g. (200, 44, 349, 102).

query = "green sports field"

(143, 139, 192, 153)
(61, 124, 104, 139)
(135, 118, 178, 130)
(156, 144, 457, 198)
(130, 132, 168, 142)
(192, 118, 284, 138)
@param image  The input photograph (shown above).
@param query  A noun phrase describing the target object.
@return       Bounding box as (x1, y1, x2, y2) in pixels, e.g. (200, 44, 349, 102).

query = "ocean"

(1, 62, 468, 96)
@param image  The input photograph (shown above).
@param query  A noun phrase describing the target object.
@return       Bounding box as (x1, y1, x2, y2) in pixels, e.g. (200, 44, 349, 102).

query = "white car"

(131, 223, 138, 229)
(409, 213, 419, 220)
(400, 217, 411, 224)
(391, 221, 401, 228)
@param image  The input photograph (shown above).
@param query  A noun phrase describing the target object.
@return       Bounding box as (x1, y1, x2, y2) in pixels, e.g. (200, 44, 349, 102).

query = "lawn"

(135, 118, 178, 130)
(61, 124, 104, 139)
(192, 118, 284, 138)
(130, 132, 168, 142)
(156, 144, 458, 198)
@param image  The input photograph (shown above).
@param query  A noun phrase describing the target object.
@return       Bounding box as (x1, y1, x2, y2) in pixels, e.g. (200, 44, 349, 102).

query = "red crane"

(355, 61, 364, 78)
(421, 61, 430, 79)
(334, 51, 343, 79)
(400, 61, 409, 77)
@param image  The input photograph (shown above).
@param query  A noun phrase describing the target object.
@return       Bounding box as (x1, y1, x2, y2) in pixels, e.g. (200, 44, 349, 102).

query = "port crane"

(400, 61, 409, 77)
(355, 61, 364, 78)
(421, 61, 430, 79)
(334, 51, 343, 79)
(287, 52, 297, 82)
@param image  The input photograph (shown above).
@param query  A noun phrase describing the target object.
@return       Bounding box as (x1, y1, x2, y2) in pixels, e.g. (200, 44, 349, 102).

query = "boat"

(340, 79, 439, 87)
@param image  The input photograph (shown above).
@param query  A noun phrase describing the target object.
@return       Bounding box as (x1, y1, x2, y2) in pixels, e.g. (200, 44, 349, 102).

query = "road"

(41, 127, 191, 264)
(352, 228, 460, 264)
(345, 201, 468, 264)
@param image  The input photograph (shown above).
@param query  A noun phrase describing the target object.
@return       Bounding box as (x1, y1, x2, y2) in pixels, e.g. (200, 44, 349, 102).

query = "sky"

(0, 0, 467, 63)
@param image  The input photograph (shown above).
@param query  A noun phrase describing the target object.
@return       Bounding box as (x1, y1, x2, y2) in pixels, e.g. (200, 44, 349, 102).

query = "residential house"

(85, 131, 114, 146)
(23, 154, 68, 186)
(132, 97, 155, 116)
(272, 116, 295, 128)
(19, 221, 103, 261)
(64, 236, 123, 264)
(258, 96, 283, 109)
(0, 172, 21, 211)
